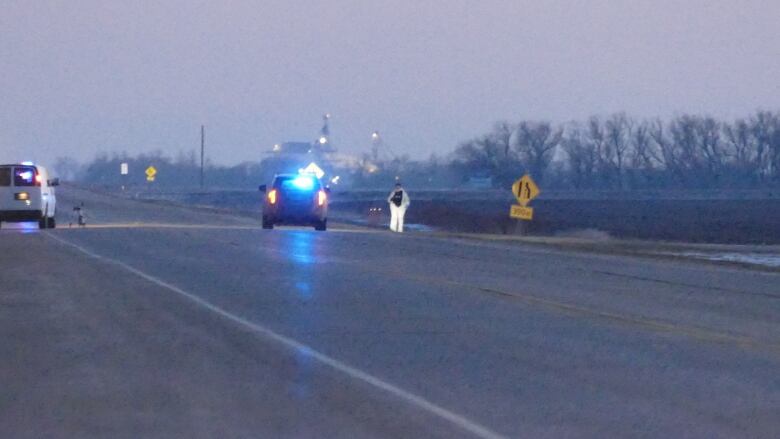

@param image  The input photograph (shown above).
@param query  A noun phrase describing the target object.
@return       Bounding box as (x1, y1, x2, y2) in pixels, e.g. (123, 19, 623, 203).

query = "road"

(1, 186, 779, 438)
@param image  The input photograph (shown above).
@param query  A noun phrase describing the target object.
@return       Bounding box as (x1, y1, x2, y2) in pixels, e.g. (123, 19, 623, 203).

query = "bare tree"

(492, 121, 516, 158)
(650, 118, 689, 185)
(770, 116, 780, 182)
(175, 149, 198, 167)
(724, 118, 758, 184)
(585, 117, 612, 187)
(604, 113, 632, 188)
(451, 110, 780, 190)
(562, 124, 597, 188)
(454, 136, 502, 171)
(514, 121, 562, 183)
(454, 125, 521, 187)
(695, 116, 724, 183)
(630, 120, 659, 170)
(665, 115, 705, 184)
(749, 111, 780, 182)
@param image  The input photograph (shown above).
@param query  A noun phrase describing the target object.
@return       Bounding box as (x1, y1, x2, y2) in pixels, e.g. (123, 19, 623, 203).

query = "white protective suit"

(387, 186, 411, 232)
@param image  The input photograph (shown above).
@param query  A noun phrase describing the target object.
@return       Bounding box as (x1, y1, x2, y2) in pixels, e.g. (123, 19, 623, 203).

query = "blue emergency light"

(291, 176, 315, 190)
(18, 171, 34, 182)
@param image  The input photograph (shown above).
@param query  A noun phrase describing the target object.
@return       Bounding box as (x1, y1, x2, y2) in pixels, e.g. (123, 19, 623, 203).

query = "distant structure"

(271, 141, 312, 156)
(266, 114, 360, 181)
(309, 113, 334, 153)
(321, 113, 330, 139)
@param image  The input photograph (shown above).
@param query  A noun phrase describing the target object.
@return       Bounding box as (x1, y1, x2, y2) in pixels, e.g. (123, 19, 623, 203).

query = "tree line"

(65, 110, 780, 191)
(453, 110, 780, 190)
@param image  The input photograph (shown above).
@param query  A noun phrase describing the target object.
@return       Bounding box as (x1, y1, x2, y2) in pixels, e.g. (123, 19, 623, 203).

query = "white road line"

(44, 232, 505, 439)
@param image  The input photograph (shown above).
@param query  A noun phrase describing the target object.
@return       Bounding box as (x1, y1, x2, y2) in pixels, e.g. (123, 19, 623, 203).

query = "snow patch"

(671, 252, 780, 268)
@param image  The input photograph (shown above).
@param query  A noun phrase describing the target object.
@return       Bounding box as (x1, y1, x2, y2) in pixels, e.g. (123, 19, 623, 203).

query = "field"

(333, 196, 780, 245)
(120, 187, 780, 244)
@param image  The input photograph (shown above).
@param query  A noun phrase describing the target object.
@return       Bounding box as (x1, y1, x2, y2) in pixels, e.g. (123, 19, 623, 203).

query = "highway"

(2, 186, 779, 438)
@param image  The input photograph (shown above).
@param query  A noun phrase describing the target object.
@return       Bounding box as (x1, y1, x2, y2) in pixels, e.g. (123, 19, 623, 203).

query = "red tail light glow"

(317, 190, 327, 206)
(267, 189, 278, 204)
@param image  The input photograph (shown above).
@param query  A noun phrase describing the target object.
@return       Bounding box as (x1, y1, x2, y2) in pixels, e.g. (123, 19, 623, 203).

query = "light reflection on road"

(292, 346, 314, 399)
(295, 281, 313, 299)
(285, 231, 320, 398)
(0, 222, 39, 234)
(284, 232, 318, 301)
(290, 231, 315, 265)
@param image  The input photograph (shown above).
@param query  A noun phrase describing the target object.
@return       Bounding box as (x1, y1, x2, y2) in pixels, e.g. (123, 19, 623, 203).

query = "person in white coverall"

(387, 183, 411, 232)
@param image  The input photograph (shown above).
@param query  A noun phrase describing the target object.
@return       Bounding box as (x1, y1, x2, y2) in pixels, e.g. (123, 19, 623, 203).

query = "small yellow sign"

(146, 166, 157, 182)
(510, 204, 534, 220)
(301, 162, 325, 179)
(512, 174, 540, 207)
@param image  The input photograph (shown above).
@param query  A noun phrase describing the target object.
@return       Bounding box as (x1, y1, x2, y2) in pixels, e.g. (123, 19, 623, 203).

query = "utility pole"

(200, 124, 205, 189)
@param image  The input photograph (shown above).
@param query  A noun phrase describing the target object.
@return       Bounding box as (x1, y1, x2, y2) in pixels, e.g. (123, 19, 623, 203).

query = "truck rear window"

(276, 176, 321, 191)
(13, 166, 37, 187)
(0, 167, 10, 187)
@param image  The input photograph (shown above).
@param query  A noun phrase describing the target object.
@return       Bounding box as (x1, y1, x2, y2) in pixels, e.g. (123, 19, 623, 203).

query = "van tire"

(38, 217, 48, 229)
(47, 217, 56, 229)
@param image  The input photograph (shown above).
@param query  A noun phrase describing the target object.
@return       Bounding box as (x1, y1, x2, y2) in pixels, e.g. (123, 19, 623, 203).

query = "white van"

(0, 163, 59, 229)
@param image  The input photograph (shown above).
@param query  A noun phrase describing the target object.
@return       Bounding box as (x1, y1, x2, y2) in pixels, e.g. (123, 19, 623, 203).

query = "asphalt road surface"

(1, 187, 779, 438)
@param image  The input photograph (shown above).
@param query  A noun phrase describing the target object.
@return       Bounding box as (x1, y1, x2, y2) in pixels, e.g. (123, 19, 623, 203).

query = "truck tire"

(262, 216, 274, 229)
(47, 217, 56, 229)
(38, 217, 47, 229)
(314, 219, 327, 231)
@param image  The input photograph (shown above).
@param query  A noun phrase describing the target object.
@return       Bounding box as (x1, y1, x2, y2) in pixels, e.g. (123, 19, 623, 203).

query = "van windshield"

(0, 167, 10, 187)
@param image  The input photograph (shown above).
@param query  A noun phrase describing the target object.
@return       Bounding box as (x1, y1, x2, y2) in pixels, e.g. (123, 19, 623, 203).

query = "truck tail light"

(317, 190, 327, 206)
(267, 189, 278, 204)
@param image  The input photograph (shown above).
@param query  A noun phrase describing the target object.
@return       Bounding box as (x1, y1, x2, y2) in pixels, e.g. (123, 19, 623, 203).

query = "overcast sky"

(2, 0, 779, 165)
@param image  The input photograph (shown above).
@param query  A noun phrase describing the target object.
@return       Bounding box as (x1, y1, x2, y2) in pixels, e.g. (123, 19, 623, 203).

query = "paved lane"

(1, 232, 477, 439)
(2, 186, 779, 438)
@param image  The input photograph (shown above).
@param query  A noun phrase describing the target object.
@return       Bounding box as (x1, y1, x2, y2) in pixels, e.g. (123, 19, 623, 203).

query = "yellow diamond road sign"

(301, 162, 325, 179)
(145, 166, 157, 182)
(512, 174, 540, 207)
(510, 205, 534, 220)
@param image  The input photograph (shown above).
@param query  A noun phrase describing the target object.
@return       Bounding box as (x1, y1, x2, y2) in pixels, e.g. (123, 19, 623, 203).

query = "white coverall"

(387, 187, 411, 232)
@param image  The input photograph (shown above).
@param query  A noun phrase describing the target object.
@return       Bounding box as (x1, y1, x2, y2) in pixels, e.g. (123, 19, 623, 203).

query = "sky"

(2, 0, 779, 165)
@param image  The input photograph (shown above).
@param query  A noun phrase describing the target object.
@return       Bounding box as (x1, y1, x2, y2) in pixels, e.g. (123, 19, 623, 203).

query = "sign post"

(509, 174, 540, 232)
(146, 165, 157, 182)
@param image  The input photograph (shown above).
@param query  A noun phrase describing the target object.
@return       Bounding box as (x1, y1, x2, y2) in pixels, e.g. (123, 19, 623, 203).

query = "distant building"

(265, 140, 362, 182)
(264, 115, 364, 184)
(271, 141, 312, 156)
